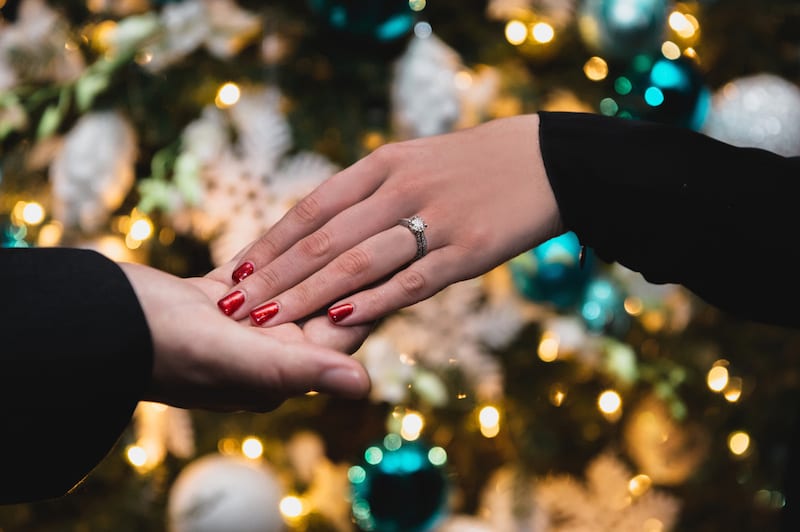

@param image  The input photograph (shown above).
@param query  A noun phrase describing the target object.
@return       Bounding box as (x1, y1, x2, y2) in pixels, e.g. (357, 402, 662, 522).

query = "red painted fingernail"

(328, 303, 354, 323)
(217, 291, 245, 316)
(232, 262, 254, 284)
(250, 301, 280, 325)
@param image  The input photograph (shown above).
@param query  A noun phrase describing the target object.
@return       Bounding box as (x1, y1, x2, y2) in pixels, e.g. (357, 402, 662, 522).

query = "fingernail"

(319, 368, 366, 397)
(217, 291, 245, 316)
(328, 303, 354, 323)
(232, 262, 254, 284)
(250, 301, 279, 325)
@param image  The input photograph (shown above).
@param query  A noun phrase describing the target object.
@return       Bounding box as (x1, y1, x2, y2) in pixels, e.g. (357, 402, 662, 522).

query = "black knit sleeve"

(538, 111, 800, 328)
(0, 248, 153, 504)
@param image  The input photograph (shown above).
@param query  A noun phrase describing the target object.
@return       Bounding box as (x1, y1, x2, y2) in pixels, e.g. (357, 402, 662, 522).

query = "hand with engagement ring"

(211, 114, 565, 327)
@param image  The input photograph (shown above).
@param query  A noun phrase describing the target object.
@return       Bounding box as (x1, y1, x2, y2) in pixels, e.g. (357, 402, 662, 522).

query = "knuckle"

(299, 230, 331, 258)
(293, 282, 316, 308)
(255, 267, 282, 292)
(337, 248, 372, 276)
(291, 194, 322, 225)
(397, 269, 426, 297)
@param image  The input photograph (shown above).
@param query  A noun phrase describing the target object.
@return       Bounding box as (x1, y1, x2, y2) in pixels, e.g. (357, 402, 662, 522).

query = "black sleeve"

(538, 111, 800, 328)
(0, 248, 153, 504)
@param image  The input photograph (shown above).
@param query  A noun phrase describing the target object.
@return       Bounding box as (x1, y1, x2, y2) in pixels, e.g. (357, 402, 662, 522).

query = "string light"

(724, 377, 743, 403)
(478, 405, 501, 438)
(241, 437, 264, 459)
(215, 82, 241, 108)
(279, 495, 306, 521)
(598, 390, 622, 420)
(125, 445, 148, 468)
(728, 430, 751, 457)
(21, 202, 45, 225)
(707, 360, 729, 392)
(531, 22, 555, 44)
(549, 383, 567, 407)
(669, 11, 697, 39)
(505, 20, 528, 45)
(408, 0, 426, 11)
(583, 56, 609, 82)
(400, 411, 425, 441)
(538, 331, 560, 362)
(661, 41, 682, 60)
(628, 474, 652, 497)
(37, 222, 63, 247)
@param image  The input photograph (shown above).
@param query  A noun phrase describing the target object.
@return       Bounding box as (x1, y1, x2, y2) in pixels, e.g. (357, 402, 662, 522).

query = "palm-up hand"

(120, 263, 371, 412)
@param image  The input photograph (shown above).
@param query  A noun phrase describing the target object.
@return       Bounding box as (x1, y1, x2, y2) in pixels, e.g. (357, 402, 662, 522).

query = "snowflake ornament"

(144, 0, 261, 72)
(0, 0, 85, 90)
(358, 278, 533, 405)
(141, 86, 338, 265)
(535, 453, 681, 531)
(50, 111, 137, 232)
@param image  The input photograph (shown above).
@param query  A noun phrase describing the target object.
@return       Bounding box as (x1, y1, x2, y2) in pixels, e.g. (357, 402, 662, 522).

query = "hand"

(214, 114, 564, 327)
(119, 263, 371, 412)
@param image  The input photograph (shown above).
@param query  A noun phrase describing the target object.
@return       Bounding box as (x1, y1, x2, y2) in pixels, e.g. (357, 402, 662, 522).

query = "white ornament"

(535, 453, 681, 531)
(146, 0, 261, 72)
(477, 466, 548, 532)
(703, 74, 800, 157)
(0, 0, 85, 90)
(392, 34, 462, 138)
(50, 111, 137, 232)
(167, 454, 285, 532)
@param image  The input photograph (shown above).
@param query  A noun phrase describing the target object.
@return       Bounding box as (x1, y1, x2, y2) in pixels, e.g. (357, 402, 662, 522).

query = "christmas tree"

(2, 0, 800, 530)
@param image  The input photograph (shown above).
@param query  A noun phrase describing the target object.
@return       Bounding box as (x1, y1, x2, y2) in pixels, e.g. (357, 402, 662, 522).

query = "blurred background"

(2, 0, 800, 530)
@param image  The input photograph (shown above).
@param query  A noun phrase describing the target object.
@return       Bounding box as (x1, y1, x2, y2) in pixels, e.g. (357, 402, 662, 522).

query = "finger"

(228, 154, 391, 284)
(219, 197, 421, 321)
(206, 323, 371, 410)
(244, 224, 424, 326)
(301, 315, 375, 354)
(324, 247, 469, 325)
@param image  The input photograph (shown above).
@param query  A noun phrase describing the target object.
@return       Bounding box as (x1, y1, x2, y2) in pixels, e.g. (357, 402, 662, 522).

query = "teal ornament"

(308, 0, 416, 42)
(578, 0, 668, 61)
(349, 435, 448, 532)
(580, 276, 630, 336)
(604, 55, 710, 130)
(509, 232, 594, 310)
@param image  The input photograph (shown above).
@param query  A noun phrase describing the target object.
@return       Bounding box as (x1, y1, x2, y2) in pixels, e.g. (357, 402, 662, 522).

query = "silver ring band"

(398, 215, 428, 260)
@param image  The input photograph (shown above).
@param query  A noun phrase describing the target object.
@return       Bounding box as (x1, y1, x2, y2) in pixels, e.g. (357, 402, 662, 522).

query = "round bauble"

(167, 454, 285, 532)
(350, 435, 448, 531)
(578, 0, 668, 62)
(509, 231, 594, 310)
(703, 73, 800, 157)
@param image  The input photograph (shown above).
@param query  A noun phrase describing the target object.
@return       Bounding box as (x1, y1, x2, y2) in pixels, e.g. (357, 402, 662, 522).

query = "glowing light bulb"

(661, 41, 681, 60)
(505, 20, 528, 45)
(126, 445, 148, 468)
(409, 0, 426, 11)
(241, 437, 264, 459)
(531, 22, 554, 44)
(478, 405, 501, 438)
(724, 377, 743, 403)
(129, 218, 153, 241)
(707, 361, 729, 392)
(628, 474, 652, 497)
(400, 411, 425, 441)
(279, 495, 305, 519)
(538, 331, 560, 362)
(598, 390, 622, 416)
(216, 82, 241, 108)
(22, 202, 45, 225)
(669, 11, 696, 39)
(583, 56, 609, 81)
(728, 431, 751, 456)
